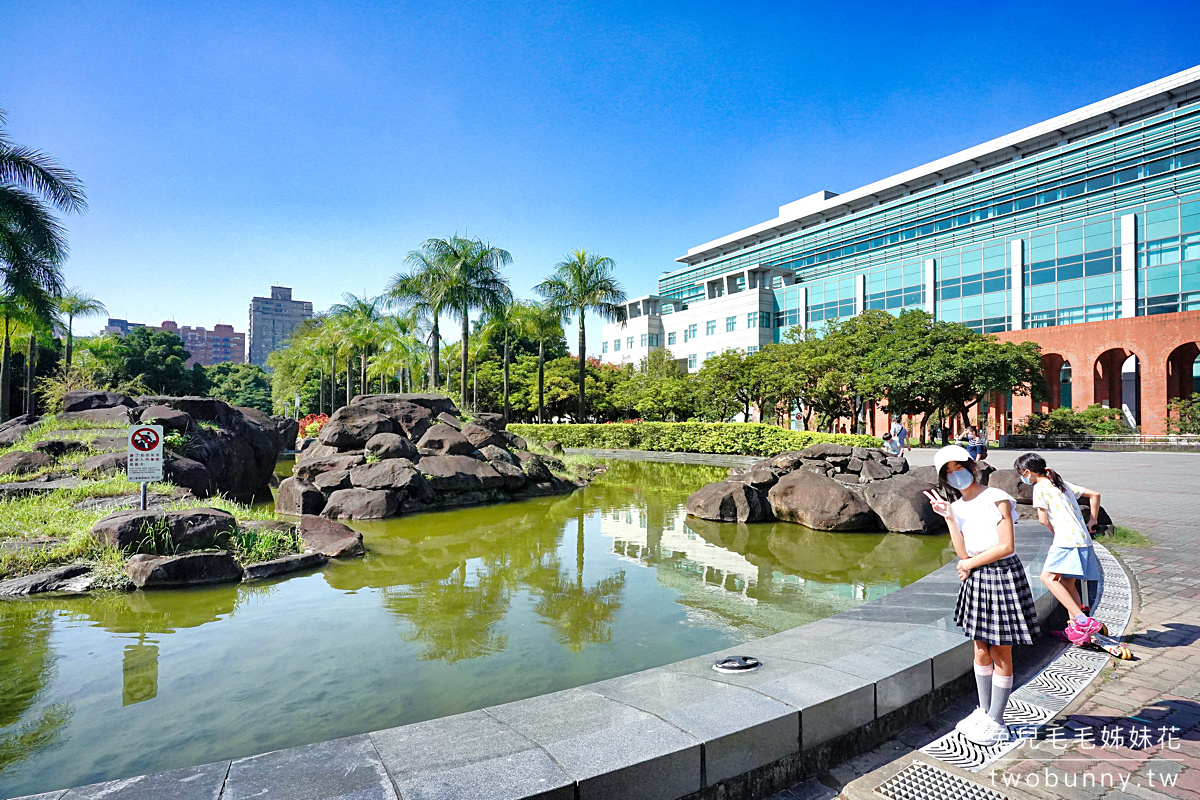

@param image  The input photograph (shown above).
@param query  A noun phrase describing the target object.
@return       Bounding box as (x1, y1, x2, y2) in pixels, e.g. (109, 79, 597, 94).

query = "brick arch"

(1091, 346, 1140, 413)
(1166, 340, 1200, 421)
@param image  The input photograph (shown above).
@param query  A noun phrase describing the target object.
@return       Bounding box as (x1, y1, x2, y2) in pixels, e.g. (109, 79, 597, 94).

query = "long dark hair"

(1013, 452, 1067, 493)
(937, 459, 979, 501)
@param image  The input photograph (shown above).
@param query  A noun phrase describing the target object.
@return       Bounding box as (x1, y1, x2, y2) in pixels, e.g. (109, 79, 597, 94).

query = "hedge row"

(508, 422, 880, 457)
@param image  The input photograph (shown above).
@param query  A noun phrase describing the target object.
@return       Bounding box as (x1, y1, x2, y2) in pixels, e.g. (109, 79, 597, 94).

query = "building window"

(626, 337, 634, 350)
(706, 351, 715, 360)
(725, 316, 736, 332)
(602, 341, 608, 353)
(667, 332, 676, 345)
(687, 354, 697, 369)
(614, 339, 620, 351)
(640, 333, 647, 347)
(706, 320, 716, 335)
(684, 324, 697, 342)
(648, 333, 661, 347)
(747, 345, 760, 354)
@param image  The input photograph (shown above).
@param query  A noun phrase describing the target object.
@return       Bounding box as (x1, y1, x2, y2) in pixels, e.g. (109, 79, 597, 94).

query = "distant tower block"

(248, 286, 314, 367)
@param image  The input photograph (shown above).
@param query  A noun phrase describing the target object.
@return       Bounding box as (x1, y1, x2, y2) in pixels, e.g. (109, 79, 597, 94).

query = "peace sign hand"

(923, 490, 952, 519)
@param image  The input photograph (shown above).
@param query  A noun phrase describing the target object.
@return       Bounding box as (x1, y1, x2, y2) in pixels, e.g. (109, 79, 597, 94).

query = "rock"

(514, 481, 560, 498)
(139, 404, 194, 432)
(272, 416, 300, 449)
(351, 393, 460, 418)
(799, 442, 853, 459)
(686, 480, 769, 523)
(126, 551, 243, 589)
(294, 454, 365, 481)
(884, 457, 909, 474)
(78, 452, 128, 474)
(0, 564, 93, 596)
(321, 488, 399, 519)
(298, 515, 365, 557)
(976, 461, 997, 485)
(908, 465, 938, 485)
(515, 452, 553, 482)
(242, 551, 328, 581)
(473, 412, 507, 432)
(544, 440, 564, 455)
(165, 456, 210, 496)
(478, 444, 517, 465)
(349, 459, 423, 491)
(32, 439, 89, 458)
(416, 423, 478, 456)
(0, 414, 41, 446)
(312, 469, 352, 494)
(91, 508, 237, 553)
(863, 475, 947, 534)
(769, 451, 807, 471)
(435, 490, 493, 508)
(832, 473, 861, 485)
(0, 450, 53, 476)
(742, 463, 781, 492)
(499, 431, 526, 450)
(436, 412, 462, 430)
(845, 457, 863, 474)
(91, 434, 126, 451)
(851, 447, 871, 461)
(767, 470, 879, 531)
(416, 454, 504, 491)
(318, 407, 397, 450)
(57, 407, 135, 425)
(63, 390, 137, 412)
(858, 460, 892, 482)
(365, 432, 419, 461)
(0, 476, 84, 498)
(275, 477, 327, 516)
(489, 459, 527, 490)
(827, 455, 850, 469)
(460, 422, 508, 451)
(988, 469, 1034, 504)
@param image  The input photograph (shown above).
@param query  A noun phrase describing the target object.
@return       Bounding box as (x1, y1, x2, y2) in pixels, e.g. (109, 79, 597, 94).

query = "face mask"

(946, 469, 974, 491)
(1020, 473, 1034, 486)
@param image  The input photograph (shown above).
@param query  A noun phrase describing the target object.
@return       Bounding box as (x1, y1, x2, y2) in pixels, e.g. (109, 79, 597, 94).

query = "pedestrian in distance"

(924, 445, 1040, 746)
(1014, 453, 1105, 644)
(881, 432, 902, 456)
(889, 417, 910, 453)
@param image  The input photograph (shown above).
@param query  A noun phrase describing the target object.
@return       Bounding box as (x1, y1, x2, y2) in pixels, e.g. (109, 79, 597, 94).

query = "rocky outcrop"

(0, 414, 41, 446)
(318, 407, 397, 449)
(0, 564, 93, 596)
(365, 433, 418, 461)
(321, 488, 399, 519)
(242, 551, 328, 581)
(986, 468, 1034, 504)
(767, 470, 879, 531)
(139, 404, 194, 432)
(862, 474, 946, 534)
(32, 439, 89, 458)
(272, 416, 300, 450)
(126, 551, 243, 588)
(298, 515, 365, 558)
(164, 457, 211, 497)
(275, 477, 327, 516)
(63, 390, 137, 413)
(78, 452, 127, 474)
(685, 480, 769, 523)
(91, 508, 237, 553)
(417, 424, 477, 456)
(0, 450, 53, 476)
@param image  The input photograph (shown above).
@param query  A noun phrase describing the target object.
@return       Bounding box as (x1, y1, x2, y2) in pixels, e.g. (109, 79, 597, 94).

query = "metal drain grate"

(875, 761, 1007, 800)
(919, 543, 1130, 772)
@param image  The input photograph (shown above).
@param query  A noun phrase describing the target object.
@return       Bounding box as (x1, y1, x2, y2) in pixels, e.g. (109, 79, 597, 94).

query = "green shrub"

(1017, 404, 1132, 437)
(509, 422, 879, 456)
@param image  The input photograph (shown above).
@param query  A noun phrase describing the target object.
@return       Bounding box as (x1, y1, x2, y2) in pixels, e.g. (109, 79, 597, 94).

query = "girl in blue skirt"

(1013, 453, 1105, 644)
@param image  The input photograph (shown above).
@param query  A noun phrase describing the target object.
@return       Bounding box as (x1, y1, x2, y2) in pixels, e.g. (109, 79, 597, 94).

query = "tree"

(388, 248, 451, 391)
(206, 363, 272, 413)
(518, 301, 566, 422)
(479, 301, 527, 421)
(424, 236, 513, 406)
(121, 327, 205, 396)
(611, 348, 695, 421)
(535, 250, 627, 420)
(56, 287, 105, 372)
(694, 348, 750, 422)
(329, 293, 385, 396)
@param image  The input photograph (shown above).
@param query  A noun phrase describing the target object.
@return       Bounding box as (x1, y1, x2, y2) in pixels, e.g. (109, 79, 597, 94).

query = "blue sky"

(2, 1, 1199, 351)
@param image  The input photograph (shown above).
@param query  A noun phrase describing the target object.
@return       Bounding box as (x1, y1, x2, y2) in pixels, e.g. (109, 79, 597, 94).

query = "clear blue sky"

(3, 1, 1199, 352)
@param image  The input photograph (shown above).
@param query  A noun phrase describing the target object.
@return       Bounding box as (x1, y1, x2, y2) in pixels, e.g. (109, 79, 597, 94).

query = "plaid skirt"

(954, 554, 1041, 646)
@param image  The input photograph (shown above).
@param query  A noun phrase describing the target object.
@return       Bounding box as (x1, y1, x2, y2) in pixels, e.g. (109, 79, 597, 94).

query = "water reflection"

(0, 604, 70, 775)
(122, 639, 159, 706)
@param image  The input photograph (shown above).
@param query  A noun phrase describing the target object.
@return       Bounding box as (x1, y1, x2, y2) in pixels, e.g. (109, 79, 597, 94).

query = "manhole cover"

(712, 656, 760, 673)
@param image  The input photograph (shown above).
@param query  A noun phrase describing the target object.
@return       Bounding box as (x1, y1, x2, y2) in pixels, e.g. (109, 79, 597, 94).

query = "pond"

(0, 460, 955, 797)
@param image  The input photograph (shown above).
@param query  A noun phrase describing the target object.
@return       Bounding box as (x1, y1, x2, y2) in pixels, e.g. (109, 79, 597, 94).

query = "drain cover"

(713, 656, 761, 673)
(876, 761, 1006, 800)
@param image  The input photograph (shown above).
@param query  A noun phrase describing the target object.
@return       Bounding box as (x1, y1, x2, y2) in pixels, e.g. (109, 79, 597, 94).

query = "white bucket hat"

(933, 444, 973, 474)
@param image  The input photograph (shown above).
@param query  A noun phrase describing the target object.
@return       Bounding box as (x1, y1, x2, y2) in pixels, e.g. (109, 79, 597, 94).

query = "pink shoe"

(1066, 616, 1104, 645)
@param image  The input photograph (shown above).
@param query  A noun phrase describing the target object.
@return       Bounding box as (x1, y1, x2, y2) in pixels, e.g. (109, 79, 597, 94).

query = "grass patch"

(1100, 525, 1151, 549)
(230, 526, 302, 565)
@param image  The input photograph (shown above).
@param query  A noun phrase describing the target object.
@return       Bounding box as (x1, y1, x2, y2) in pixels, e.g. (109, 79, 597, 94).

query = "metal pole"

(140, 481, 148, 511)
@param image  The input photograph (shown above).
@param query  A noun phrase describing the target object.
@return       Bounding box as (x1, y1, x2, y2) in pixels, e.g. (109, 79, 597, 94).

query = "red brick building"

(157, 321, 246, 368)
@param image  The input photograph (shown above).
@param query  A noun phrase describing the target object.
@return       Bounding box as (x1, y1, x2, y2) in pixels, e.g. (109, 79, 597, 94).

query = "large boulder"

(63, 390, 137, 413)
(32, 439, 89, 458)
(489, 460, 527, 491)
(294, 454, 366, 482)
(321, 488, 398, 520)
(78, 452, 127, 475)
(0, 564, 93, 596)
(799, 442, 852, 459)
(417, 424, 478, 456)
(91, 508, 237, 553)
(312, 469, 352, 494)
(126, 551, 242, 589)
(739, 463, 781, 493)
(298, 515, 365, 557)
(863, 474, 947, 534)
(436, 412, 462, 430)
(318, 407, 397, 450)
(908, 465, 938, 485)
(347, 394, 460, 441)
(275, 477, 327, 516)
(243, 551, 328, 581)
(515, 452, 552, 482)
(987, 468, 1034, 504)
(686, 480, 769, 523)
(858, 460, 893, 482)
(500, 431, 527, 451)
(365, 433, 419, 461)
(349, 459, 424, 491)
(473, 412, 506, 432)
(767, 470, 879, 531)
(164, 456, 211, 496)
(416, 454, 504, 491)
(272, 416, 300, 449)
(460, 421, 508, 451)
(140, 404, 194, 432)
(57, 407, 136, 425)
(0, 414, 41, 446)
(479, 444, 517, 465)
(0, 450, 53, 476)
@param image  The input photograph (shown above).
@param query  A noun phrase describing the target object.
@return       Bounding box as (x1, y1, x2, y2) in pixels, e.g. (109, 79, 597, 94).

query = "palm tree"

(57, 287, 105, 372)
(329, 293, 385, 396)
(388, 249, 451, 392)
(535, 250, 626, 420)
(0, 295, 23, 420)
(519, 301, 566, 423)
(0, 108, 81, 323)
(480, 301, 527, 422)
(423, 236, 513, 405)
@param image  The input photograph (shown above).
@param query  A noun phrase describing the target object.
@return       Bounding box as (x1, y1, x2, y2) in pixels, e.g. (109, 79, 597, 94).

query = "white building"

(599, 265, 794, 372)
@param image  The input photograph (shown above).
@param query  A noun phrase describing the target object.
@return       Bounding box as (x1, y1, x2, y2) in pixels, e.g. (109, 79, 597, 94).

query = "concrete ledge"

(24, 519, 1060, 800)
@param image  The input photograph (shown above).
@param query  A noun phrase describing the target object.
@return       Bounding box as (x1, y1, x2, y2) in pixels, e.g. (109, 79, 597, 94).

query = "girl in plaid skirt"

(924, 445, 1040, 746)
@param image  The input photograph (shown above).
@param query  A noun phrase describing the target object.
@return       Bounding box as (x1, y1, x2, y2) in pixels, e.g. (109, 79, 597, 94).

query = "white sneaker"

(954, 708, 992, 742)
(974, 716, 1012, 747)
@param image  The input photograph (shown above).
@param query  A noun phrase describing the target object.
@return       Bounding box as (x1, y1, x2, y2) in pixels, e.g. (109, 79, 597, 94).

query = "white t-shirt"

(1033, 480, 1090, 548)
(951, 487, 1017, 557)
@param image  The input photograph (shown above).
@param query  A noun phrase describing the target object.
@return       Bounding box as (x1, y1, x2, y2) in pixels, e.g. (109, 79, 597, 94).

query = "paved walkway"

(760, 447, 1200, 800)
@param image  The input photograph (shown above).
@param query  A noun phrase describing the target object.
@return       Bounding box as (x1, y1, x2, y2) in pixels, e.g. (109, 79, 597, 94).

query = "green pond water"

(0, 461, 955, 797)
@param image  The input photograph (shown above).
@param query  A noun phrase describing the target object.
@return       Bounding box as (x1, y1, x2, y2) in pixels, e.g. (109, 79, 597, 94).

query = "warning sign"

(126, 425, 164, 482)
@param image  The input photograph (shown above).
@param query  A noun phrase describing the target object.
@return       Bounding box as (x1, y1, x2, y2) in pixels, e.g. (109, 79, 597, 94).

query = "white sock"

(974, 662, 993, 711)
(989, 673, 1013, 725)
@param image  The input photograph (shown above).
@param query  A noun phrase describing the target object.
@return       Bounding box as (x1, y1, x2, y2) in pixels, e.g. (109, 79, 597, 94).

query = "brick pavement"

(766, 449, 1200, 800)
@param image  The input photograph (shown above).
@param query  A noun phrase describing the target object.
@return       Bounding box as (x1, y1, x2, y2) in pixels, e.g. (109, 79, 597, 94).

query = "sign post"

(126, 425, 164, 510)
